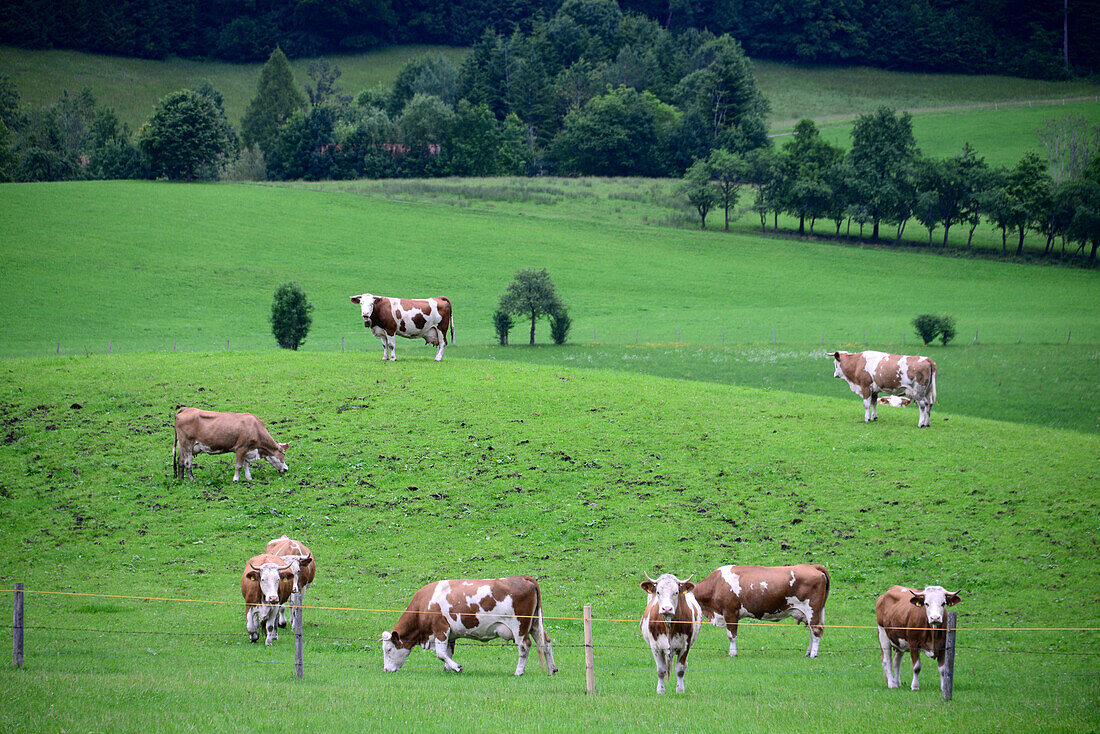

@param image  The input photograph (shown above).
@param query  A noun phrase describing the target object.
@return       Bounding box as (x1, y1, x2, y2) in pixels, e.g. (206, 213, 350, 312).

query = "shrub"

(493, 308, 513, 346)
(270, 282, 313, 350)
(550, 306, 572, 345)
(912, 313, 957, 346)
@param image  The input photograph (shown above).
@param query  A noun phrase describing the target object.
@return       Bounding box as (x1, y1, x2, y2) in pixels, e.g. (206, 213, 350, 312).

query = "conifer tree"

(241, 47, 307, 156)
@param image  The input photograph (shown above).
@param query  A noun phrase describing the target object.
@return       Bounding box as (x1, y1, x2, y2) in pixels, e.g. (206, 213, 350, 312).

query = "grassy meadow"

(0, 353, 1096, 730)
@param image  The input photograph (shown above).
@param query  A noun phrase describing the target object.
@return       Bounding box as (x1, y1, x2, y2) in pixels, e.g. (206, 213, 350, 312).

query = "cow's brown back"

(266, 536, 316, 587)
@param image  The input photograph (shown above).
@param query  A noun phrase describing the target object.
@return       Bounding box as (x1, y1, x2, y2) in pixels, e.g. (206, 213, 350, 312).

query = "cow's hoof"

(249, 634, 259, 643)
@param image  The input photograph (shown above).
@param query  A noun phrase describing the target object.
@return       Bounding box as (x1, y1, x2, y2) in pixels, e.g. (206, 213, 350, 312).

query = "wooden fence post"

(942, 610, 957, 701)
(294, 595, 304, 679)
(341, 336, 345, 351)
(583, 604, 595, 694)
(13, 582, 23, 668)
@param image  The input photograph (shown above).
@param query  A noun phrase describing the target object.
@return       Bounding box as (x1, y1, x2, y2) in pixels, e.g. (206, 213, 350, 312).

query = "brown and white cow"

(692, 564, 830, 658)
(266, 535, 315, 629)
(350, 294, 454, 362)
(830, 351, 937, 427)
(240, 553, 295, 645)
(640, 572, 702, 694)
(876, 585, 961, 694)
(173, 407, 289, 481)
(381, 575, 556, 676)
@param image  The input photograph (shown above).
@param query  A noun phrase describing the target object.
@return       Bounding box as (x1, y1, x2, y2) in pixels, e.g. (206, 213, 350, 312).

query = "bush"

(493, 308, 513, 346)
(912, 313, 956, 346)
(271, 283, 313, 350)
(550, 306, 572, 345)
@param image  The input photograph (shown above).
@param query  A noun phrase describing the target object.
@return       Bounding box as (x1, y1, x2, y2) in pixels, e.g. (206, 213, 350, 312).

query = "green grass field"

(0, 352, 1097, 731)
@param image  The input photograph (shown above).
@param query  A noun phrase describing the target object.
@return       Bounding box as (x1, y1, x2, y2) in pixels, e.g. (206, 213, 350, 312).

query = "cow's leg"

(264, 609, 278, 645)
(871, 391, 879, 420)
(182, 443, 195, 481)
(429, 327, 446, 361)
(387, 334, 398, 361)
(514, 633, 531, 677)
(246, 607, 260, 643)
(725, 620, 739, 657)
(877, 627, 896, 687)
(918, 398, 931, 427)
(651, 648, 669, 694)
(433, 636, 462, 672)
(807, 604, 824, 657)
(863, 393, 874, 422)
(674, 647, 691, 693)
(937, 656, 949, 695)
(909, 648, 921, 690)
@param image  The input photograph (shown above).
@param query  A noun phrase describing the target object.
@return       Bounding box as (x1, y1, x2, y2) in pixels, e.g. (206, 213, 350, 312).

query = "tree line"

(681, 110, 1100, 262)
(1, 0, 1097, 78)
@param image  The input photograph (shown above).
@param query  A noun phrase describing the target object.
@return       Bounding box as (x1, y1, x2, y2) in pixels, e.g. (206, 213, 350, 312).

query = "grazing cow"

(240, 553, 295, 645)
(878, 395, 912, 408)
(876, 585, 961, 694)
(830, 351, 938, 427)
(693, 564, 830, 658)
(266, 535, 315, 628)
(173, 407, 289, 481)
(350, 294, 454, 362)
(381, 576, 556, 676)
(640, 573, 701, 694)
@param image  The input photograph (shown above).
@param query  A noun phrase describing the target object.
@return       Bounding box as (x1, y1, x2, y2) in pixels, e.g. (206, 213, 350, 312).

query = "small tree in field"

(936, 314, 957, 345)
(549, 305, 572, 345)
(493, 308, 514, 345)
(912, 314, 940, 346)
(499, 268, 564, 345)
(271, 283, 313, 350)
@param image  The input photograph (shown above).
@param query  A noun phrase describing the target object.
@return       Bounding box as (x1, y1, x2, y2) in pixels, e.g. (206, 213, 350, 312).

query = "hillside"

(0, 352, 1097, 730)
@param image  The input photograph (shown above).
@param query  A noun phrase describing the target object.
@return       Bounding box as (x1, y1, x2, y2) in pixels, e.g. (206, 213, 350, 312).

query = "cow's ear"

(279, 442, 290, 451)
(830, 351, 840, 359)
(680, 581, 695, 594)
(246, 571, 259, 581)
(641, 580, 656, 594)
(909, 594, 925, 607)
(945, 592, 961, 606)
(350, 295, 361, 304)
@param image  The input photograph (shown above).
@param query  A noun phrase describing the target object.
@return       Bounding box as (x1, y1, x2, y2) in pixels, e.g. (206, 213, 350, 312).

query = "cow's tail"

(171, 411, 179, 480)
(814, 564, 831, 600)
(531, 581, 555, 675)
(930, 367, 937, 405)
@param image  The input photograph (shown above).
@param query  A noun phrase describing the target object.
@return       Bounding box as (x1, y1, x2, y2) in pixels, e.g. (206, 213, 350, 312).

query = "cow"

(830, 351, 938, 427)
(640, 572, 701, 694)
(692, 564, 831, 658)
(381, 575, 557, 676)
(173, 407, 289, 481)
(266, 535, 315, 629)
(876, 585, 962, 694)
(349, 294, 454, 362)
(240, 553, 295, 645)
(878, 395, 912, 408)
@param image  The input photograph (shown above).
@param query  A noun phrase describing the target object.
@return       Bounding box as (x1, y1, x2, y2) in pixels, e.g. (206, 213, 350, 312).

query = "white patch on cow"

(244, 449, 260, 462)
(720, 566, 741, 596)
(789, 570, 796, 587)
(194, 442, 213, 454)
(759, 580, 768, 590)
(862, 351, 889, 382)
(785, 596, 813, 625)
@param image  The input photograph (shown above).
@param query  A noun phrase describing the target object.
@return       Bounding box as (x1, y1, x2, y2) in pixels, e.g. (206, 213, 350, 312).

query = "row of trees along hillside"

(680, 110, 1100, 262)
(0, 14, 774, 182)
(1, 0, 1097, 78)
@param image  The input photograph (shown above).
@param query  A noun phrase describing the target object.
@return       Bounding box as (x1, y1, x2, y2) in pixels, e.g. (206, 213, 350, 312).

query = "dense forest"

(1, 0, 1098, 78)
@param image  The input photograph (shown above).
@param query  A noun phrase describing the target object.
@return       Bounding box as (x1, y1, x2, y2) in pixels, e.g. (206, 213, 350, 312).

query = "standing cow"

(350, 294, 454, 362)
(173, 407, 289, 481)
(692, 564, 830, 658)
(381, 575, 556, 676)
(830, 350, 937, 427)
(640, 572, 702, 694)
(240, 553, 295, 645)
(876, 585, 961, 694)
(266, 535, 315, 629)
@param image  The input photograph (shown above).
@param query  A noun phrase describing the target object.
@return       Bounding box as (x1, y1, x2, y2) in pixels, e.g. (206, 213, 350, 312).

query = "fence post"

(108, 340, 111, 355)
(226, 339, 230, 351)
(173, 340, 177, 352)
(773, 329, 776, 346)
(722, 330, 725, 347)
(635, 329, 639, 345)
(56, 343, 60, 356)
(583, 604, 595, 694)
(972, 331, 978, 345)
(676, 329, 680, 344)
(1067, 331, 1071, 345)
(294, 595, 304, 679)
(942, 610, 957, 701)
(341, 336, 345, 351)
(13, 582, 23, 668)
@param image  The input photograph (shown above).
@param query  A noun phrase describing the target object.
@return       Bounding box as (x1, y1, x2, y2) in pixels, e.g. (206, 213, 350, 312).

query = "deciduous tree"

(499, 268, 565, 346)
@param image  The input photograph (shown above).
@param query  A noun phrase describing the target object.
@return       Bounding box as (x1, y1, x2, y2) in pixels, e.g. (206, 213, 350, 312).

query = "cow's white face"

(256, 563, 288, 605)
(265, 442, 289, 473)
(832, 354, 845, 379)
(351, 294, 376, 324)
(643, 573, 694, 620)
(909, 585, 960, 627)
(381, 631, 412, 672)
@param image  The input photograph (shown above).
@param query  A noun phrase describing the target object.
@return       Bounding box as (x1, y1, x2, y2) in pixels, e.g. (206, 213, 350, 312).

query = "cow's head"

(350, 294, 376, 327)
(247, 560, 294, 605)
(642, 572, 694, 621)
(381, 630, 413, 672)
(281, 554, 312, 594)
(829, 351, 846, 379)
(266, 442, 290, 473)
(908, 585, 961, 628)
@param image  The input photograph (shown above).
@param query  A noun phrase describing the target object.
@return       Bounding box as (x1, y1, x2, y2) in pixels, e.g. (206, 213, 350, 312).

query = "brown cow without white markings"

(876, 584, 961, 694)
(640, 572, 701, 694)
(830, 350, 937, 427)
(381, 576, 557, 676)
(173, 407, 289, 481)
(266, 535, 315, 629)
(350, 294, 454, 361)
(240, 553, 295, 645)
(692, 564, 830, 658)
